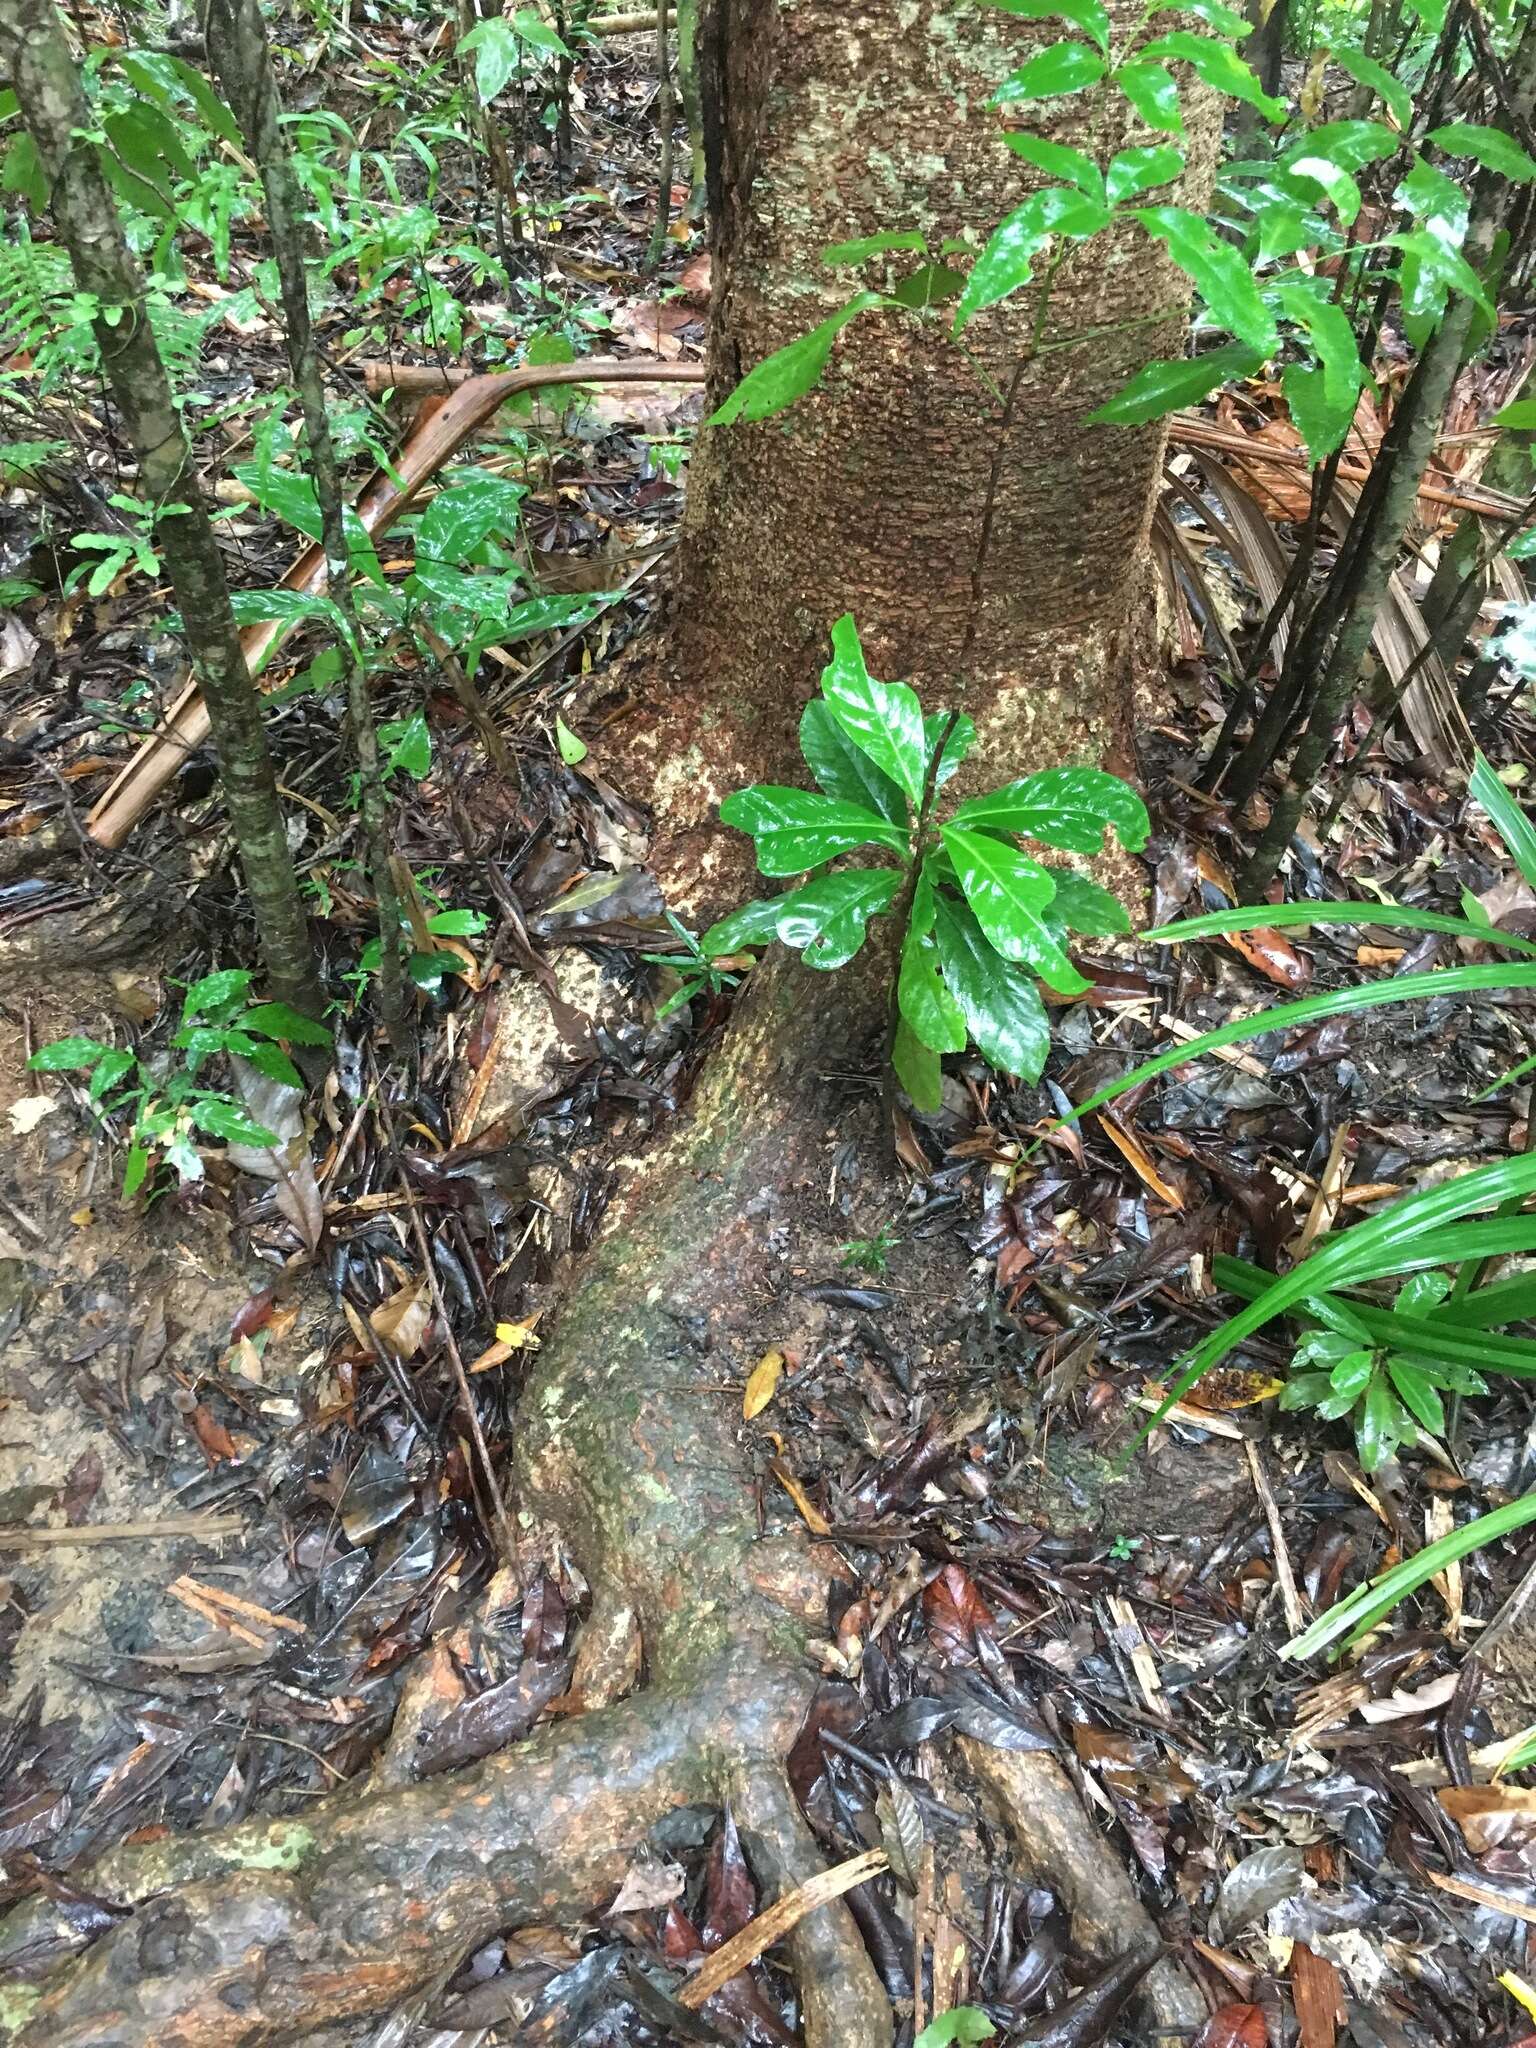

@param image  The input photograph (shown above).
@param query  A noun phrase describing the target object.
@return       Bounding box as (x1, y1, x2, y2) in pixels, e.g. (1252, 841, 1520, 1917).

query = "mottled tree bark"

(0, 0, 323, 1025)
(626, 0, 1217, 907)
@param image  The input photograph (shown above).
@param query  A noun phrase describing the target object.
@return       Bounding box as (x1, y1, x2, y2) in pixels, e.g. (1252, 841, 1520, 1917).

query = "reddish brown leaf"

(184, 1403, 240, 1464)
(923, 1563, 996, 1666)
(1195, 2005, 1268, 2048)
(1289, 1941, 1340, 2048)
(58, 1447, 103, 1525)
(1224, 925, 1311, 989)
(663, 1901, 705, 1963)
(520, 1573, 567, 1662)
(701, 1807, 756, 1949)
(229, 1287, 275, 1341)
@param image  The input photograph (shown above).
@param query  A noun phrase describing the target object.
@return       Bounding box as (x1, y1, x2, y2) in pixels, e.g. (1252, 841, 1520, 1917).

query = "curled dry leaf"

(743, 1348, 785, 1420)
(1193, 2005, 1268, 2048)
(371, 1274, 432, 1358)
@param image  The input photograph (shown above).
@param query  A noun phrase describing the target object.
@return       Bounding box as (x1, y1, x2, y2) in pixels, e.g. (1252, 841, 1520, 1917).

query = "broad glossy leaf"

(1287, 119, 1399, 172)
(1389, 229, 1493, 326)
(1117, 60, 1183, 134)
(889, 263, 966, 308)
(985, 0, 1109, 50)
(949, 765, 1149, 853)
(893, 1016, 943, 1111)
(941, 825, 1088, 992)
(1388, 1358, 1445, 1433)
(1140, 31, 1284, 121)
(1284, 153, 1363, 227)
(1358, 1370, 1413, 1470)
(417, 472, 527, 565)
(933, 893, 1051, 1079)
(719, 785, 906, 874)
(241, 1001, 332, 1046)
(701, 896, 786, 956)
(800, 700, 907, 822)
(993, 40, 1107, 107)
(1396, 156, 1470, 250)
(1160, 0, 1252, 34)
(1329, 46, 1413, 129)
(709, 293, 883, 425)
(912, 2008, 997, 2048)
(1282, 365, 1342, 466)
(1496, 399, 1536, 430)
(776, 870, 901, 969)
(460, 18, 523, 104)
(1429, 120, 1536, 182)
(955, 185, 1111, 332)
(183, 968, 254, 1021)
(819, 614, 928, 807)
(1044, 869, 1131, 934)
(29, 1036, 114, 1070)
(192, 1098, 279, 1147)
(1002, 133, 1105, 201)
(1088, 342, 1261, 425)
(1132, 206, 1278, 353)
(900, 923, 968, 1053)
(1105, 143, 1185, 204)
(1273, 277, 1363, 461)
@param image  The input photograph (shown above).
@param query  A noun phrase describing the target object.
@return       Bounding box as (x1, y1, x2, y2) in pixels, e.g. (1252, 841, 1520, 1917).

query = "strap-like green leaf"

(1089, 343, 1261, 426)
(1471, 751, 1536, 888)
(1139, 30, 1284, 121)
(1328, 46, 1412, 130)
(1002, 134, 1105, 201)
(1428, 120, 1536, 183)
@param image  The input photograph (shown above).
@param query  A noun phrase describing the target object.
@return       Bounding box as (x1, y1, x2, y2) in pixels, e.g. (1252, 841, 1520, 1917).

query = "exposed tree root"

(1, 950, 1201, 2047)
(959, 1739, 1209, 2038)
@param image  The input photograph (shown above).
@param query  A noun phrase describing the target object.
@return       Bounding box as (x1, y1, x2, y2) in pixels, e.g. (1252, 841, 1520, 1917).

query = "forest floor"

(5, 16, 1536, 2048)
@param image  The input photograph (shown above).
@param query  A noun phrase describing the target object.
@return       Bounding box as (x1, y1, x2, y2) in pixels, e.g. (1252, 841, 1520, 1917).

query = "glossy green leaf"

(820, 613, 928, 807)
(182, 968, 254, 1021)
(1131, 206, 1279, 354)
(949, 765, 1150, 853)
(241, 1042, 303, 1090)
(1493, 398, 1536, 430)
(1045, 870, 1131, 935)
(701, 896, 789, 957)
(1144, 899, 1536, 957)
(1395, 156, 1471, 249)
(985, 0, 1110, 51)
(913, 2009, 997, 2048)
(1274, 274, 1363, 460)
(1088, 342, 1261, 425)
(933, 893, 1051, 1079)
(1116, 60, 1183, 134)
(900, 923, 968, 1053)
(1105, 143, 1185, 204)
(1285, 1491, 1536, 1660)
(417, 472, 528, 565)
(954, 186, 1111, 332)
(191, 1098, 280, 1147)
(1471, 750, 1536, 888)
(1389, 228, 1494, 326)
(799, 700, 907, 823)
(893, 1015, 943, 1111)
(775, 870, 902, 969)
(122, 1143, 150, 1200)
(719, 786, 906, 875)
(1358, 1369, 1413, 1470)
(1327, 45, 1413, 129)
(993, 41, 1107, 107)
(1388, 1357, 1446, 1433)
(1140, 31, 1284, 121)
(1002, 134, 1105, 201)
(889, 264, 967, 308)
(29, 1036, 114, 1071)
(241, 1001, 333, 1046)
(709, 293, 883, 426)
(941, 825, 1088, 993)
(1428, 120, 1536, 182)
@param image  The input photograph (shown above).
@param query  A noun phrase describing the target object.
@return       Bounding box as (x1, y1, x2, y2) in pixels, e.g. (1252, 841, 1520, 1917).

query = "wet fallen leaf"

(701, 1807, 755, 1949)
(184, 1403, 240, 1465)
(494, 1314, 542, 1352)
(743, 1348, 785, 1420)
(1225, 924, 1311, 988)
(372, 1274, 431, 1357)
(1193, 2006, 1268, 2048)
(770, 1457, 830, 1535)
(923, 1563, 995, 1666)
(608, 1859, 686, 1914)
(1098, 1113, 1184, 1208)
(1185, 1367, 1285, 1412)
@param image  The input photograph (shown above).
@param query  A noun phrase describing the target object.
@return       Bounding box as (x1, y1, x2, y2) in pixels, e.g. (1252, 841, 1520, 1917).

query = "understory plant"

(28, 968, 330, 1196)
(703, 614, 1149, 1108)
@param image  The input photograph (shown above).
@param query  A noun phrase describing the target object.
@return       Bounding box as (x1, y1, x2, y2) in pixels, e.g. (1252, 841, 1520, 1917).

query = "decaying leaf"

(743, 1348, 785, 1420)
(371, 1274, 432, 1357)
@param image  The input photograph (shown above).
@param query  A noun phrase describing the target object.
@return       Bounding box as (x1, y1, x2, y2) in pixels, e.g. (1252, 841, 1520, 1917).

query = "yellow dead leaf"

(470, 1338, 513, 1374)
(70, 1205, 94, 1227)
(1501, 1971, 1536, 2023)
(743, 1348, 785, 1419)
(495, 1315, 542, 1352)
(1098, 1113, 1183, 1209)
(770, 1456, 830, 1535)
(371, 1274, 431, 1357)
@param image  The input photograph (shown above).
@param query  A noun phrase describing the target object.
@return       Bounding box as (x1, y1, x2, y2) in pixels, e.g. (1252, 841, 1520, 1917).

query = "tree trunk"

(0, 8, 1215, 2043)
(0, 0, 324, 1026)
(623, 0, 1217, 908)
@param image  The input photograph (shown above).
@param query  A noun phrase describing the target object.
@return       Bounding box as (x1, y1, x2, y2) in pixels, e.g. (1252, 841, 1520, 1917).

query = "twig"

(1244, 1441, 1305, 1637)
(0, 1514, 244, 1549)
